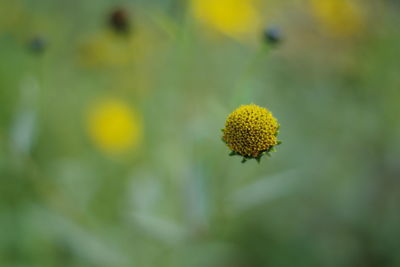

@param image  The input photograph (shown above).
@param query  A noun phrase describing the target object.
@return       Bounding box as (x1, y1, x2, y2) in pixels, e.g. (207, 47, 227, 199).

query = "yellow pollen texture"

(223, 104, 279, 157)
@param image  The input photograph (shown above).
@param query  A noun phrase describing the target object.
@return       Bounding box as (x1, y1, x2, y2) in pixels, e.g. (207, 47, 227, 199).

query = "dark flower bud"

(109, 8, 130, 34)
(28, 36, 46, 54)
(264, 26, 282, 45)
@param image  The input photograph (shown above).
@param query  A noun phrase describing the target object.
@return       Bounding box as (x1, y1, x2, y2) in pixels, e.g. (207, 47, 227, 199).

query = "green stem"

(231, 43, 271, 105)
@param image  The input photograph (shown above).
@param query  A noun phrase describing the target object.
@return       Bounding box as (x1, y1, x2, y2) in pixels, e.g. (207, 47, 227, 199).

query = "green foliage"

(1, 1, 400, 267)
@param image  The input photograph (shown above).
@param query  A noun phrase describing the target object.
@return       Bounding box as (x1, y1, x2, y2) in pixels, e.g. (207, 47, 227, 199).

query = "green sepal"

(229, 151, 238, 156)
(274, 124, 280, 137)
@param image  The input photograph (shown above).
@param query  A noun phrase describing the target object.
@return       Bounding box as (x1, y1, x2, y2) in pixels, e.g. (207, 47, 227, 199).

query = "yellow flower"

(0, 1, 25, 32)
(222, 104, 280, 162)
(191, 0, 261, 40)
(86, 99, 142, 154)
(310, 0, 364, 37)
(79, 31, 136, 68)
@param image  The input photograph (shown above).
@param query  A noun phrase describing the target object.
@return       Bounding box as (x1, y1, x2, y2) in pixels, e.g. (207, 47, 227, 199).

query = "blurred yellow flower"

(310, 0, 365, 37)
(0, 2, 24, 32)
(86, 99, 142, 154)
(191, 0, 261, 40)
(79, 31, 136, 68)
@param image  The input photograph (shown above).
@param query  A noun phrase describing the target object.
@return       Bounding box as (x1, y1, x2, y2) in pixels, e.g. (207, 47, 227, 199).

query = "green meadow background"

(1, 0, 400, 266)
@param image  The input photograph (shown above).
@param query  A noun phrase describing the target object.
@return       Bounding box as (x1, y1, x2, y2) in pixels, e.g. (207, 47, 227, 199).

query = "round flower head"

(222, 104, 281, 163)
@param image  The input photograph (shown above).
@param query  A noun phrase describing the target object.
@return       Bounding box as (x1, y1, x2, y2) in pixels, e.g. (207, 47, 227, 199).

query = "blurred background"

(1, 0, 400, 266)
